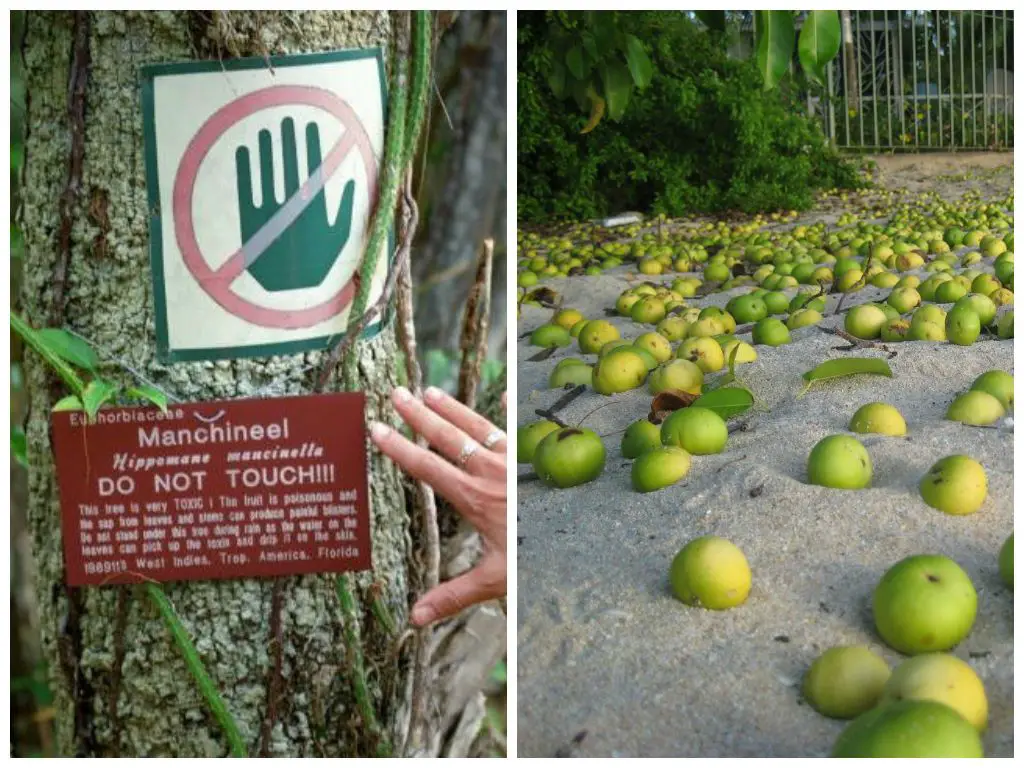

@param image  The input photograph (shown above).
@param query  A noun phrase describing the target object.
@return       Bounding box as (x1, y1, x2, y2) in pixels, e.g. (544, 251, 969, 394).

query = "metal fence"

(816, 10, 1013, 151)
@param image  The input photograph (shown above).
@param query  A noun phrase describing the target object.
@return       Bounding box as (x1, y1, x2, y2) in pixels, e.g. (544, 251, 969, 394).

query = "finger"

(410, 559, 505, 626)
(305, 121, 323, 176)
(369, 421, 474, 508)
(392, 387, 502, 476)
(235, 146, 255, 210)
(423, 386, 506, 454)
(280, 117, 300, 196)
(257, 128, 276, 207)
(502, 392, 507, 411)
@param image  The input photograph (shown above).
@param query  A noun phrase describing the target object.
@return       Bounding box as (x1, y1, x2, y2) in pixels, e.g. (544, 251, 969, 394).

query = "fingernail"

(410, 602, 433, 626)
(370, 421, 390, 440)
(392, 386, 411, 402)
(424, 386, 443, 402)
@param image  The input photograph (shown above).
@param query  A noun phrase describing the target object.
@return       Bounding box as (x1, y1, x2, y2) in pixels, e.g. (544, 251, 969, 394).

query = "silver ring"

(482, 429, 506, 449)
(458, 440, 480, 467)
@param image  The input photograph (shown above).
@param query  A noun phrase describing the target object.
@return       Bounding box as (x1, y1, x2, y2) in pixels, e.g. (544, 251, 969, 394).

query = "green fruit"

(727, 294, 768, 323)
(845, 304, 888, 340)
(831, 701, 983, 757)
(999, 534, 1013, 589)
(762, 290, 790, 315)
(807, 435, 872, 489)
(631, 296, 667, 324)
(548, 360, 593, 389)
(912, 304, 946, 327)
(720, 339, 757, 365)
(787, 308, 823, 330)
(880, 654, 988, 732)
(676, 336, 725, 373)
(945, 305, 981, 346)
(569, 319, 587, 337)
(592, 347, 648, 395)
(970, 369, 1013, 409)
(634, 332, 673, 363)
(629, 345, 659, 372)
(873, 554, 977, 654)
(631, 446, 692, 492)
(909, 320, 945, 341)
(802, 646, 891, 719)
(996, 309, 1014, 338)
(945, 390, 1005, 426)
(880, 318, 912, 342)
(517, 420, 562, 463)
(887, 287, 921, 314)
(530, 323, 571, 348)
(751, 317, 791, 346)
(656, 316, 690, 342)
(660, 406, 728, 455)
(954, 293, 997, 327)
(849, 402, 907, 436)
(532, 427, 606, 488)
(578, 320, 620, 354)
(935, 280, 968, 304)
(648, 359, 704, 395)
(669, 536, 751, 610)
(703, 262, 731, 282)
(552, 308, 584, 329)
(919, 455, 987, 516)
(621, 418, 663, 459)
(598, 339, 631, 357)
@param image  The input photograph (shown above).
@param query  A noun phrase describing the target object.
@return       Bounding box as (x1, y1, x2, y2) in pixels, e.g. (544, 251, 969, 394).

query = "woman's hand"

(370, 386, 507, 627)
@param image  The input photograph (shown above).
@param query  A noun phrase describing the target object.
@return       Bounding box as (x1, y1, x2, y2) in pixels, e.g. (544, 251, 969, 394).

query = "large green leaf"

(547, 59, 567, 98)
(565, 46, 587, 81)
(82, 379, 119, 421)
(600, 61, 634, 122)
(35, 328, 100, 372)
(695, 11, 726, 32)
(623, 34, 654, 89)
(126, 384, 169, 413)
(798, 10, 841, 86)
(800, 357, 893, 397)
(756, 11, 796, 90)
(691, 386, 754, 420)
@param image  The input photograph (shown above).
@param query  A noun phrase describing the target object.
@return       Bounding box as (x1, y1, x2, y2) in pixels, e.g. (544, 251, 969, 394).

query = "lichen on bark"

(20, 10, 418, 757)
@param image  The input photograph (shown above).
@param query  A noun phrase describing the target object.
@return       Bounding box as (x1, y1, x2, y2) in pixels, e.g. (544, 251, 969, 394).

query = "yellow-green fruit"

(999, 534, 1013, 589)
(803, 646, 891, 719)
(621, 418, 663, 459)
(592, 347, 648, 395)
(945, 391, 1005, 426)
(909, 320, 945, 342)
(954, 293, 997, 327)
(578, 320, 620, 354)
(656, 316, 690, 342)
(845, 304, 888, 340)
(807, 435, 872, 489)
(634, 332, 673, 363)
(996, 310, 1014, 338)
(616, 292, 641, 315)
(751, 317, 791, 346)
(887, 287, 921, 314)
(836, 268, 866, 293)
(533, 427, 606, 488)
(720, 339, 757, 365)
(850, 403, 907, 436)
(661, 406, 728, 455)
(970, 370, 1013, 409)
(548, 360, 593, 389)
(880, 654, 988, 732)
(631, 296, 667, 324)
(631, 446, 692, 492)
(935, 280, 968, 304)
(668, 536, 751, 610)
(569, 319, 587, 338)
(688, 316, 725, 338)
(598, 339, 631, 357)
(676, 336, 725, 373)
(919, 455, 987, 516)
(517, 420, 561, 464)
(629, 344, 659, 372)
(880, 318, 912, 342)
(552, 308, 584, 330)
(648, 358, 704, 395)
(871, 271, 900, 288)
(788, 308, 823, 330)
(530, 323, 572, 348)
(831, 700, 983, 758)
(945, 305, 981, 346)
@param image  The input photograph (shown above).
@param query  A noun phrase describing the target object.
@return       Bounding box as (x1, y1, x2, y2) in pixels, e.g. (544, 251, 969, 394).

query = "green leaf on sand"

(692, 387, 754, 419)
(800, 357, 893, 397)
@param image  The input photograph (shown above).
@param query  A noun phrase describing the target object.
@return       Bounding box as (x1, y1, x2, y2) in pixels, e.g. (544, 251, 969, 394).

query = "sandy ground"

(515, 157, 1014, 758)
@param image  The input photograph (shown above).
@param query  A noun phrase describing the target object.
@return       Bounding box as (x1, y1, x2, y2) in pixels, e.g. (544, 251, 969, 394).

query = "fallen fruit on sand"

(831, 700, 983, 757)
(634, 331, 673, 363)
(552, 308, 585, 330)
(719, 339, 757, 365)
(996, 309, 1014, 338)
(802, 646, 890, 720)
(530, 323, 572, 348)
(669, 535, 751, 610)
(844, 304, 888, 340)
(970, 369, 1014, 409)
(592, 347, 649, 395)
(919, 455, 987, 516)
(661, 406, 728, 455)
(517, 420, 561, 464)
(787, 307, 822, 330)
(880, 654, 988, 732)
(578, 319, 621, 354)
(945, 390, 1005, 426)
(532, 427, 606, 488)
(849, 402, 907, 436)
(945, 304, 981, 346)
(806, 435, 872, 489)
(999, 534, 1013, 589)
(880, 318, 912, 342)
(621, 418, 663, 459)
(872, 554, 977, 655)
(632, 446, 692, 492)
(648, 358, 704, 395)
(909, 319, 945, 341)
(676, 336, 725, 373)
(548, 359, 593, 389)
(751, 317, 791, 346)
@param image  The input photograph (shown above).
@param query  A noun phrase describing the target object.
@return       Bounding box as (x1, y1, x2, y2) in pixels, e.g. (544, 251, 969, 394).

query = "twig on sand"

(817, 326, 897, 358)
(714, 454, 748, 473)
(534, 384, 586, 427)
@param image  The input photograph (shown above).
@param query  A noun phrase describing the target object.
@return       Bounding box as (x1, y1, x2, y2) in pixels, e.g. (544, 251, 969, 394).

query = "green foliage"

(755, 11, 796, 90)
(519, 12, 861, 222)
(797, 10, 841, 85)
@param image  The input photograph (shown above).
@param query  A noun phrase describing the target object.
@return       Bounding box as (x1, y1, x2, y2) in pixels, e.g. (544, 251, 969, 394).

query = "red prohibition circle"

(172, 84, 378, 329)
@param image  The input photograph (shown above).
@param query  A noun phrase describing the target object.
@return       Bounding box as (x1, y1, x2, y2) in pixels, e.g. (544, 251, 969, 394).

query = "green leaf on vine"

(798, 10, 841, 86)
(624, 34, 654, 89)
(600, 61, 633, 121)
(756, 10, 796, 90)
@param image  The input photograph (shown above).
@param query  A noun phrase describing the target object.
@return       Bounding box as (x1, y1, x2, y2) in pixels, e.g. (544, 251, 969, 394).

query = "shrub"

(518, 12, 862, 222)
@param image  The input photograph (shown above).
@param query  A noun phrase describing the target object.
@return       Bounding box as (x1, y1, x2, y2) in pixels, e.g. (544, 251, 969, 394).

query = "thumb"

(410, 559, 504, 627)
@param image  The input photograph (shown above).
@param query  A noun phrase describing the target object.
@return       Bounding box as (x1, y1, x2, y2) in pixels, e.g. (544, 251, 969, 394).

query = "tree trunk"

(19, 11, 422, 757)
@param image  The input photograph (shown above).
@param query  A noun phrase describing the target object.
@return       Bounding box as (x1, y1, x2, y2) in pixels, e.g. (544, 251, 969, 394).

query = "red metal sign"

(52, 393, 371, 586)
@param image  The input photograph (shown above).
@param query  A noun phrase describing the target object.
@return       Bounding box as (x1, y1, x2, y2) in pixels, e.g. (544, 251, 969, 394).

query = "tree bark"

(19, 11, 421, 757)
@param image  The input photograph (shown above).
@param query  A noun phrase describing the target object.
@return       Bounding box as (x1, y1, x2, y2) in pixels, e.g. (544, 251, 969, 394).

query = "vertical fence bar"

(924, 11, 932, 146)
(936, 11, 943, 147)
(948, 11, 955, 148)
(959, 11, 966, 148)
(912, 12, 919, 148)
(1002, 10, 1009, 148)
(898, 10, 907, 147)
(844, 23, 852, 149)
(982, 11, 988, 147)
(870, 14, 879, 147)
(885, 10, 893, 148)
(971, 11, 978, 147)
(855, 12, 864, 145)
(827, 58, 836, 147)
